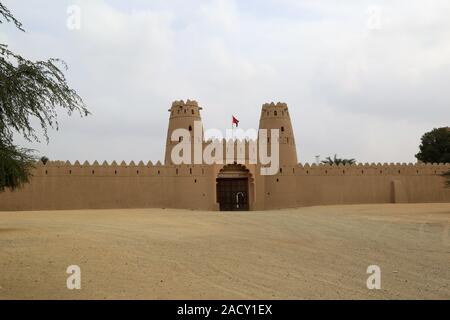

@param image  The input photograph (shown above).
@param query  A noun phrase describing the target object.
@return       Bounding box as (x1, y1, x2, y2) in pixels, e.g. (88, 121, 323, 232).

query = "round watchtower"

(164, 99, 204, 165)
(258, 102, 298, 166)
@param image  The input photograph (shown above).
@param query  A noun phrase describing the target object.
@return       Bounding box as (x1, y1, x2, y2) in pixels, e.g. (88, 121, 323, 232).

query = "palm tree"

(321, 154, 356, 165)
(40, 156, 49, 165)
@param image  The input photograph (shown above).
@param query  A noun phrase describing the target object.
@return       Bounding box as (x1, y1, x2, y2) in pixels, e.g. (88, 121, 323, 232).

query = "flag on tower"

(232, 116, 239, 127)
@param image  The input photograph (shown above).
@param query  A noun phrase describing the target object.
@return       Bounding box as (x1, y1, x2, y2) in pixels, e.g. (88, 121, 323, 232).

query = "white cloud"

(2, 0, 449, 164)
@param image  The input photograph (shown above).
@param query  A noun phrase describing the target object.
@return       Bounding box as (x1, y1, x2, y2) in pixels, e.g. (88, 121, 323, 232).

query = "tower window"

(176, 168, 178, 175)
(281, 126, 284, 132)
(191, 110, 194, 115)
(274, 111, 277, 116)
(190, 168, 192, 174)
(189, 125, 192, 131)
(184, 109, 186, 113)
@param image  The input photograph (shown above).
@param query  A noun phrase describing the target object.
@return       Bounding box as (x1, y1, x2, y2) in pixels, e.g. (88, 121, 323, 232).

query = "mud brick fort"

(1, 100, 449, 211)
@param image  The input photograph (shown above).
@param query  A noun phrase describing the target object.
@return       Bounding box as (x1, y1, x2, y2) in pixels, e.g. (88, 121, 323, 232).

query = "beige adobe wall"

(0, 161, 449, 212)
(0, 161, 216, 211)
(263, 163, 450, 209)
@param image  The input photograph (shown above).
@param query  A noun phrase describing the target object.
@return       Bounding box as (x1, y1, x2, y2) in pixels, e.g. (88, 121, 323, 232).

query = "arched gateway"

(216, 164, 253, 211)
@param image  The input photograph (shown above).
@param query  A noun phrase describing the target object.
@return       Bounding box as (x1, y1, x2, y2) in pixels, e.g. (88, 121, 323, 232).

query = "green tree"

(415, 127, 450, 163)
(321, 154, 356, 165)
(443, 170, 450, 188)
(0, 3, 89, 191)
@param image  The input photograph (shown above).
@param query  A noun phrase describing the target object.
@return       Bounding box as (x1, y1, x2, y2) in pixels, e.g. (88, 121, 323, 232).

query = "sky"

(1, 0, 449, 164)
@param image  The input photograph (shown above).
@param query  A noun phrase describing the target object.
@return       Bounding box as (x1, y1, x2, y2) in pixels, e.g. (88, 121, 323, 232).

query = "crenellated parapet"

(34, 160, 450, 178)
(269, 162, 450, 176)
(32, 160, 213, 177)
(168, 99, 202, 117)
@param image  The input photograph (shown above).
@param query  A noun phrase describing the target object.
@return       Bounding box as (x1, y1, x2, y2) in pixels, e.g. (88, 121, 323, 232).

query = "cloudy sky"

(1, 0, 449, 164)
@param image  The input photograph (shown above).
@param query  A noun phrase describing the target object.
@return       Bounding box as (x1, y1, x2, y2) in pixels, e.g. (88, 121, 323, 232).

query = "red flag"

(232, 115, 239, 127)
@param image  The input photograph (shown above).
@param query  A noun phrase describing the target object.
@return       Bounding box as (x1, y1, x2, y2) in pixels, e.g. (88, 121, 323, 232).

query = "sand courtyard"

(0, 204, 449, 300)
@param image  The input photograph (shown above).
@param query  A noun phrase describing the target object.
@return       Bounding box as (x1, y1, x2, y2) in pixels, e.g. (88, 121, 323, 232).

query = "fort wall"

(0, 161, 448, 211)
(264, 162, 450, 209)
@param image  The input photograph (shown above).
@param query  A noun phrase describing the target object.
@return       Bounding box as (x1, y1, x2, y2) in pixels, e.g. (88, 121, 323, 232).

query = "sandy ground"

(0, 203, 449, 300)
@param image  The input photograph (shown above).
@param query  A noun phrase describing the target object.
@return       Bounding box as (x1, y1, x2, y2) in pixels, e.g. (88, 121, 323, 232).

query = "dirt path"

(0, 204, 449, 299)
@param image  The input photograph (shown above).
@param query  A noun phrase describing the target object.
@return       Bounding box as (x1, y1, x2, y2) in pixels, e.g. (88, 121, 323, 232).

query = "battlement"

(170, 99, 201, 108)
(168, 99, 203, 119)
(260, 102, 290, 117)
(262, 102, 288, 110)
(34, 160, 450, 178)
(280, 162, 450, 176)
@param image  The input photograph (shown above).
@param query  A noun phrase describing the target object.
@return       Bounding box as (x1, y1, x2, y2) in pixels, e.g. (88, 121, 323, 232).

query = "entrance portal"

(216, 164, 251, 211)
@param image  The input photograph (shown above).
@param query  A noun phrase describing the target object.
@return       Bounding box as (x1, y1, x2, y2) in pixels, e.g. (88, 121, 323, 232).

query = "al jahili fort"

(1, 100, 449, 211)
